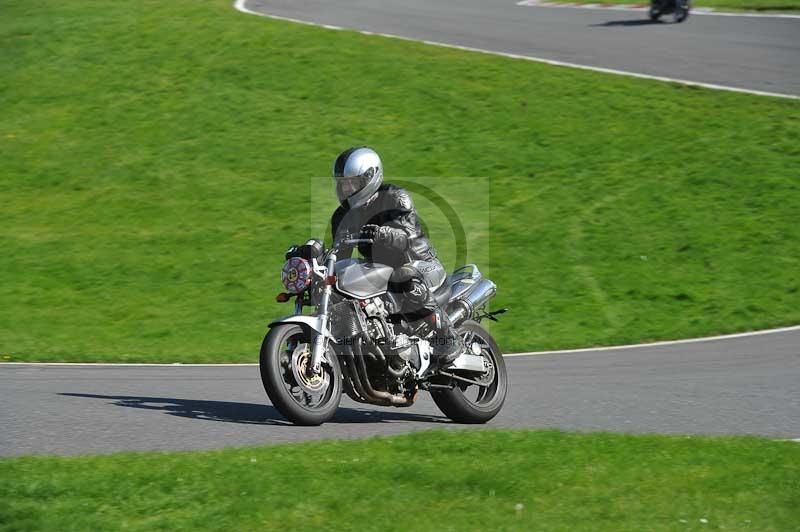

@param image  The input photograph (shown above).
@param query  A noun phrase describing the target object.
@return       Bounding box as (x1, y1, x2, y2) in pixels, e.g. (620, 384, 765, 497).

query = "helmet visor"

(336, 176, 368, 203)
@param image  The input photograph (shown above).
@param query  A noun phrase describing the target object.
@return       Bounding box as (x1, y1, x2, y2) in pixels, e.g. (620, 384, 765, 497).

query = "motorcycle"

(649, 0, 690, 22)
(260, 235, 509, 426)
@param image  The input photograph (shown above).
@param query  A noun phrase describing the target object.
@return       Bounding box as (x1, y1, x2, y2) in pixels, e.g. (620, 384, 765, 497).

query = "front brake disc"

(290, 343, 330, 395)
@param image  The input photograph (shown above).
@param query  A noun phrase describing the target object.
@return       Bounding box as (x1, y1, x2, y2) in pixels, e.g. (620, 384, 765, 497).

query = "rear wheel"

(673, 0, 690, 22)
(431, 320, 507, 424)
(260, 324, 342, 426)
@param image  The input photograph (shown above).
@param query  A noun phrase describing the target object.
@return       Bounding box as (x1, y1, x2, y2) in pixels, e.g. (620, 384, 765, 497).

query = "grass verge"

(1, 0, 799, 362)
(1, 430, 798, 531)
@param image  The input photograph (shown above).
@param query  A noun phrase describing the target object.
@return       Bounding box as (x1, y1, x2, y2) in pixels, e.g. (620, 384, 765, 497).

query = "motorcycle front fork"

(308, 255, 336, 375)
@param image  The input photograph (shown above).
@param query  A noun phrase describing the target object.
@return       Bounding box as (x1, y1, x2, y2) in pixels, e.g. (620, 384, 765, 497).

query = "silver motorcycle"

(260, 235, 508, 425)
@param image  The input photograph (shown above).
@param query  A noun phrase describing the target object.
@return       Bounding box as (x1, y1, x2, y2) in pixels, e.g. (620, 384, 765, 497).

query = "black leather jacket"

(331, 184, 438, 268)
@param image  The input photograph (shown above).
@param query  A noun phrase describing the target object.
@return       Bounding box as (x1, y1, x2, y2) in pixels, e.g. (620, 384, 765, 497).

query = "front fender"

(268, 315, 331, 338)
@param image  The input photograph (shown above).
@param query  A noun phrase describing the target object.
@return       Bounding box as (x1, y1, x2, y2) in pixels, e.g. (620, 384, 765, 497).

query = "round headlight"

(281, 257, 312, 294)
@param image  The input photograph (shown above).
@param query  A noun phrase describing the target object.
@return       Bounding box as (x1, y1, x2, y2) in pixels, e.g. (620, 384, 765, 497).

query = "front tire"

(260, 324, 342, 426)
(431, 320, 508, 424)
(649, 1, 663, 20)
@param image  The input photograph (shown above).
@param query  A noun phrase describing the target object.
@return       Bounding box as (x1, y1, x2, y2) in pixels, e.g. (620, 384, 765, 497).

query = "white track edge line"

(505, 324, 800, 356)
(233, 0, 799, 100)
(3, 324, 798, 366)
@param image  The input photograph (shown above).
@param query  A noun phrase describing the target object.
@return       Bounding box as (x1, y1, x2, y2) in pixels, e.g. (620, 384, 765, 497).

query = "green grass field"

(1, 430, 798, 531)
(1, 0, 799, 363)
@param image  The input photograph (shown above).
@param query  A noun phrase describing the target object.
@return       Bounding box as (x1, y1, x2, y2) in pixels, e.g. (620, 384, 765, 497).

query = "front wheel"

(260, 324, 342, 426)
(430, 320, 508, 424)
(649, 1, 663, 20)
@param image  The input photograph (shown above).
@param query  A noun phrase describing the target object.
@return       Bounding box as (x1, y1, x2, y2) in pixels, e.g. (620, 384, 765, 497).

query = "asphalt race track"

(2, 328, 798, 456)
(239, 0, 800, 97)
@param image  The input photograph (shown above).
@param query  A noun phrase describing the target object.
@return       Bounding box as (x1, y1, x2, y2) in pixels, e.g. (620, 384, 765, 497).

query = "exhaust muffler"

(447, 279, 496, 326)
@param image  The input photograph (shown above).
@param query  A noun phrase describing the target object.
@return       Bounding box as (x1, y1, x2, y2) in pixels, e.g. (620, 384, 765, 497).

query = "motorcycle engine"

(361, 297, 389, 340)
(361, 297, 388, 319)
(361, 296, 423, 373)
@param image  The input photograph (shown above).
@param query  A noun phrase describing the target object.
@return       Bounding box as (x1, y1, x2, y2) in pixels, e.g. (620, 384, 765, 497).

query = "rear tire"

(260, 324, 342, 426)
(431, 320, 507, 424)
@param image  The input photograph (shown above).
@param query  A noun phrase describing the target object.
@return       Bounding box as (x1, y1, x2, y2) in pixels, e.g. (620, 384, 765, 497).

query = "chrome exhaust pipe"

(352, 340, 414, 406)
(447, 279, 496, 326)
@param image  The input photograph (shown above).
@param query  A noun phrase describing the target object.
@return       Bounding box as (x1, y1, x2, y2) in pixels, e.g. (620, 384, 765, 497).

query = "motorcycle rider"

(330, 146, 464, 365)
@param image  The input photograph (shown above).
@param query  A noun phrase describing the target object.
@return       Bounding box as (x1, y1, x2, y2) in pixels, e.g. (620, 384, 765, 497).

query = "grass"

(564, 0, 800, 11)
(1, 0, 799, 363)
(1, 430, 798, 531)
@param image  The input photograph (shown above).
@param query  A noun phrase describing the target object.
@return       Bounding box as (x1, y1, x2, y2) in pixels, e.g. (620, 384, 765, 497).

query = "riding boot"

(426, 309, 464, 366)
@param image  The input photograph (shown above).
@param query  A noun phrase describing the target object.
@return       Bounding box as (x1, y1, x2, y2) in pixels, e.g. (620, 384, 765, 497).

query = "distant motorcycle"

(259, 235, 508, 426)
(649, 0, 690, 22)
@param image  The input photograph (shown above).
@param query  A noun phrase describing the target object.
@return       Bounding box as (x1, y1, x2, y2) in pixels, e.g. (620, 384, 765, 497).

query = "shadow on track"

(59, 393, 446, 425)
(591, 19, 664, 26)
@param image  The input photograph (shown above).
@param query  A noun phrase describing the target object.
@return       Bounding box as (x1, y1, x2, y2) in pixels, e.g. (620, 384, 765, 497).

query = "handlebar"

(341, 238, 374, 246)
(321, 237, 374, 261)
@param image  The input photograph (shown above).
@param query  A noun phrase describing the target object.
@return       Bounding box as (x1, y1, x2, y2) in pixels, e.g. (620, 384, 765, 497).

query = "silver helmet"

(332, 147, 384, 208)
